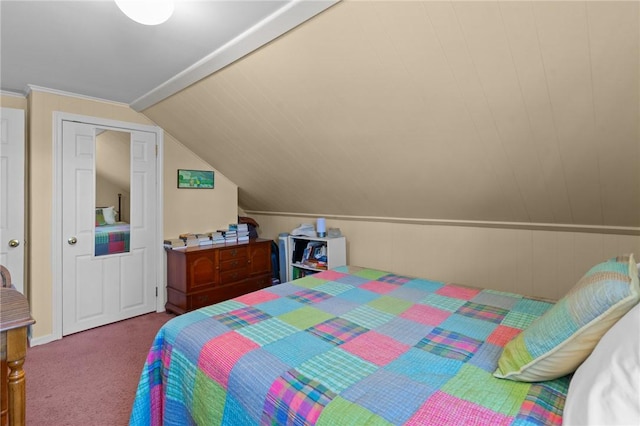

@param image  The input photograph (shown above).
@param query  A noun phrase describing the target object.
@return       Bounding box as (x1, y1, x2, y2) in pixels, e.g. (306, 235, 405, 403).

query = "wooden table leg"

(1, 331, 7, 426)
(6, 327, 27, 426)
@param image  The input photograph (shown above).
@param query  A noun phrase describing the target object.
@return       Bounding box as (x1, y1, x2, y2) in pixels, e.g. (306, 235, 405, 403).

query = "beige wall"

(1, 94, 27, 110)
(163, 138, 238, 238)
(25, 90, 237, 340)
(248, 213, 640, 301)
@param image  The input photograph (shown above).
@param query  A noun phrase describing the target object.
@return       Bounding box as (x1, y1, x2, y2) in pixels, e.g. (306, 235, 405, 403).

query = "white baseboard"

(29, 333, 60, 347)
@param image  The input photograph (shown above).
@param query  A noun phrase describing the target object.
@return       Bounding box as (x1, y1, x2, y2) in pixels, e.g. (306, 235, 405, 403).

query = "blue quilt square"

(227, 349, 289, 423)
(255, 297, 305, 317)
(172, 319, 230, 362)
(341, 369, 432, 425)
(468, 342, 503, 373)
(335, 274, 370, 287)
(264, 331, 334, 367)
(385, 347, 462, 388)
(336, 287, 380, 304)
(388, 286, 433, 302)
(164, 397, 195, 426)
(438, 313, 498, 341)
(402, 278, 444, 293)
(266, 282, 303, 297)
(313, 297, 360, 317)
(512, 298, 553, 316)
(376, 317, 434, 346)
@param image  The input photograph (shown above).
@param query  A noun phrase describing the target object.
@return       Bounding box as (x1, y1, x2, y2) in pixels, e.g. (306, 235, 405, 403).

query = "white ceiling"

(0, 0, 336, 109)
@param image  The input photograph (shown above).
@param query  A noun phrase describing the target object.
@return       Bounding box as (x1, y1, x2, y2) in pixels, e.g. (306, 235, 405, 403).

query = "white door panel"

(62, 120, 157, 335)
(0, 107, 25, 293)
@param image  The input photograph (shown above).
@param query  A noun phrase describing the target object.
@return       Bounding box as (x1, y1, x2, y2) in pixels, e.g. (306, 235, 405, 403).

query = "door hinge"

(155, 145, 158, 157)
(155, 287, 158, 297)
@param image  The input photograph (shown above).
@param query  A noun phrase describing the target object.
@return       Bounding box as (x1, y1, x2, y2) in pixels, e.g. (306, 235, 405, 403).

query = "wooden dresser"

(165, 238, 272, 314)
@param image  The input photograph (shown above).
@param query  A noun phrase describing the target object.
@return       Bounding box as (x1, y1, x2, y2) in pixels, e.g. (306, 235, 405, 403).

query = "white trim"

(0, 90, 27, 98)
(28, 85, 130, 108)
(130, 0, 338, 111)
(243, 210, 640, 236)
(52, 112, 164, 342)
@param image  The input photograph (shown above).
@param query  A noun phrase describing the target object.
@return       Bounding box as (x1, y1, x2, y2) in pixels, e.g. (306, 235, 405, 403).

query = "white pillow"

(102, 206, 116, 225)
(563, 302, 640, 425)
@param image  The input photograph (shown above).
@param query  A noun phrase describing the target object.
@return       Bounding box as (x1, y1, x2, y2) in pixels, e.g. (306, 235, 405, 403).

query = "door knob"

(68, 236, 78, 245)
(8, 239, 20, 247)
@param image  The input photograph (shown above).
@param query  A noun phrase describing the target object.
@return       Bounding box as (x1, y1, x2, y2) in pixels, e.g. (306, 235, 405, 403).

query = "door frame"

(52, 112, 164, 341)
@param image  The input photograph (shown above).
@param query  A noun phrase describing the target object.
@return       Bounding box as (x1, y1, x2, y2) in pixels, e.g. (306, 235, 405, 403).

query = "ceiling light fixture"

(115, 0, 175, 26)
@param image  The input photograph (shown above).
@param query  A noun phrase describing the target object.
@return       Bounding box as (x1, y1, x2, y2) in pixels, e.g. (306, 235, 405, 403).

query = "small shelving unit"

(287, 235, 346, 281)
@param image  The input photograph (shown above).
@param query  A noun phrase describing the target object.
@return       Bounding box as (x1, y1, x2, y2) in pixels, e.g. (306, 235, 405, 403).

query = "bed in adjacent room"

(95, 206, 130, 256)
(130, 255, 639, 425)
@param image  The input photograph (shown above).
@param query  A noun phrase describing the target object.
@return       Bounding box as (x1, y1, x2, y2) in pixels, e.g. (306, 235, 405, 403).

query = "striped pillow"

(494, 253, 640, 382)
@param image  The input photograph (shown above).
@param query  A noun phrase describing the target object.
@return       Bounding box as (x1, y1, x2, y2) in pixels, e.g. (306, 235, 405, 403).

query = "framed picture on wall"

(177, 169, 215, 188)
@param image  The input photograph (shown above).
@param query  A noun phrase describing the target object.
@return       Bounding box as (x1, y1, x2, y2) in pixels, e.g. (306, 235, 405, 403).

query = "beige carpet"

(25, 312, 175, 426)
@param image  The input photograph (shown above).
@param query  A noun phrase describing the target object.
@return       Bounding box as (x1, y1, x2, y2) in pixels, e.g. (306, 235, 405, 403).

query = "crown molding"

(0, 90, 27, 99)
(26, 85, 130, 108)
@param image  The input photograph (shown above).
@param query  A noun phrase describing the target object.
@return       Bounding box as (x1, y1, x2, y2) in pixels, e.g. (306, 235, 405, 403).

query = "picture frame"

(177, 169, 214, 189)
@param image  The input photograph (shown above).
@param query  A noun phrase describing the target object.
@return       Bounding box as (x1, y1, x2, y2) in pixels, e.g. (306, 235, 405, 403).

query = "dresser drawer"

(219, 268, 248, 283)
(219, 246, 247, 262)
(219, 257, 247, 272)
(188, 288, 220, 310)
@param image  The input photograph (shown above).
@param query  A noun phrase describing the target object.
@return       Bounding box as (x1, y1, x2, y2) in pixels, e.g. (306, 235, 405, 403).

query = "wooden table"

(1, 288, 35, 426)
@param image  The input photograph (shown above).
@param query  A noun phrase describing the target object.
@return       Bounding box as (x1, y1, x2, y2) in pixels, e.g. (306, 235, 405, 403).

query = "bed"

(130, 255, 640, 425)
(95, 222, 130, 255)
(95, 206, 130, 256)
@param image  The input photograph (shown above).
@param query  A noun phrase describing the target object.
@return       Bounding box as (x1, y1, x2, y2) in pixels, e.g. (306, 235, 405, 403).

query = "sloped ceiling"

(144, 0, 640, 228)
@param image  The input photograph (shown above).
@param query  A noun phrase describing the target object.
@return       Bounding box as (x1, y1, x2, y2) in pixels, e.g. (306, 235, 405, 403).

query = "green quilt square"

(419, 293, 467, 312)
(198, 300, 246, 316)
(237, 317, 299, 346)
(342, 305, 394, 329)
(317, 396, 393, 426)
(441, 364, 530, 416)
(352, 268, 390, 280)
(501, 311, 539, 330)
(368, 295, 412, 315)
(278, 306, 334, 330)
(292, 275, 329, 289)
(298, 348, 378, 394)
(192, 370, 226, 426)
(315, 281, 354, 296)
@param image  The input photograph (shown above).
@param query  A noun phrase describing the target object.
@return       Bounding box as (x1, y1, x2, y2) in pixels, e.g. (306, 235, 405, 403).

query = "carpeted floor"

(25, 312, 175, 426)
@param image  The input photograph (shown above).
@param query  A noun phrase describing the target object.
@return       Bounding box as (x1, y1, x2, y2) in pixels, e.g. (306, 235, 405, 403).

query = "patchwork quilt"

(95, 222, 130, 256)
(130, 266, 570, 425)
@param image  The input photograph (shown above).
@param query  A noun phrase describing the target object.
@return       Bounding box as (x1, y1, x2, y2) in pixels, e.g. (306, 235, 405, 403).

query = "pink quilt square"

(314, 270, 347, 281)
(360, 280, 398, 294)
(436, 284, 481, 300)
(406, 391, 513, 426)
(487, 325, 521, 347)
(341, 331, 410, 366)
(235, 290, 280, 305)
(400, 304, 450, 326)
(198, 331, 259, 388)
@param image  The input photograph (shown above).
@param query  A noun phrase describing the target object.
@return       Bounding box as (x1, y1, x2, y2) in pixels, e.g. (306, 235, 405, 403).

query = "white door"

(0, 107, 25, 293)
(61, 120, 157, 335)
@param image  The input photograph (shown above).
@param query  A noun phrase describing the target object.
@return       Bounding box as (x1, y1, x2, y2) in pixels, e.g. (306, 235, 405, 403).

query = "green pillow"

(95, 208, 106, 226)
(494, 253, 639, 382)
